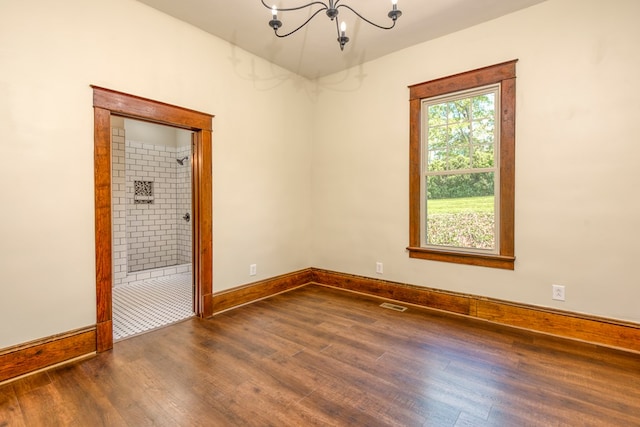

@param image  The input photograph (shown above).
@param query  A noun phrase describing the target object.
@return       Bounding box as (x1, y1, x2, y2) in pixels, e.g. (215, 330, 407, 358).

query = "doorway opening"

(111, 117, 195, 340)
(93, 86, 213, 352)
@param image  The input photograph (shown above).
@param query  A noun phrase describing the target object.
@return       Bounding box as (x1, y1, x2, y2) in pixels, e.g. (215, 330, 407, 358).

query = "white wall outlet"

(552, 284, 565, 301)
(376, 262, 383, 274)
(249, 264, 257, 276)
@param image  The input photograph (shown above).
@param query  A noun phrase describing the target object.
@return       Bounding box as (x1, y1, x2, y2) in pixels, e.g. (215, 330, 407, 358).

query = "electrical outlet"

(376, 262, 383, 274)
(249, 264, 257, 276)
(552, 284, 565, 301)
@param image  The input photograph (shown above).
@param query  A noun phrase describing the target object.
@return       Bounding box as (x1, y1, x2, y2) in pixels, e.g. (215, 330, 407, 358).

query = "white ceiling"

(136, 0, 546, 79)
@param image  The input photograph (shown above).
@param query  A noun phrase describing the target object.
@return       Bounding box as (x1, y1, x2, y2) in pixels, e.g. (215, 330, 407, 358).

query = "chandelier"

(262, 0, 402, 51)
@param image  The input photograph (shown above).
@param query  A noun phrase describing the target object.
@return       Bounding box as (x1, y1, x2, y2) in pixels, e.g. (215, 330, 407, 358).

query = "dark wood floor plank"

(79, 355, 179, 426)
(0, 384, 25, 427)
(313, 374, 432, 426)
(17, 379, 82, 426)
(121, 345, 243, 425)
(1, 284, 639, 426)
(295, 385, 398, 427)
(9, 372, 52, 398)
(46, 364, 129, 426)
(211, 312, 305, 360)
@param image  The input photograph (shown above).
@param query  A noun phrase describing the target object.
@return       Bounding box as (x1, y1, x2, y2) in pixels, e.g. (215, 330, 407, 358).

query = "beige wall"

(311, 0, 640, 323)
(0, 0, 312, 348)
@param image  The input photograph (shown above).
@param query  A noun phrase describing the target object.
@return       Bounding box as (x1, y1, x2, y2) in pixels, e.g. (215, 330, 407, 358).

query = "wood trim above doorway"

(92, 86, 213, 352)
(92, 87, 212, 131)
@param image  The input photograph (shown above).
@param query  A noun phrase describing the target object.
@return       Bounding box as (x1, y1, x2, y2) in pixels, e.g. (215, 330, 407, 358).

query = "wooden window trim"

(407, 60, 517, 270)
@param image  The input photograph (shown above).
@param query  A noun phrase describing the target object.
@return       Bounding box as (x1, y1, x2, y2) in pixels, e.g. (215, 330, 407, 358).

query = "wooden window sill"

(407, 246, 515, 270)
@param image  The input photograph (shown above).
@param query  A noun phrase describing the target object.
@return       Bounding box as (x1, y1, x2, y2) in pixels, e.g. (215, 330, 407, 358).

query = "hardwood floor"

(1, 284, 639, 426)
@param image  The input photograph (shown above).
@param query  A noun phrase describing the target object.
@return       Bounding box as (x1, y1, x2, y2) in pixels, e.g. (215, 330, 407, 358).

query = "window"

(408, 60, 517, 269)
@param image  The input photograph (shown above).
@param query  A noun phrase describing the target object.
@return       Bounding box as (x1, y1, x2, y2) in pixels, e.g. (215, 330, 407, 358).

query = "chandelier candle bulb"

(340, 21, 346, 37)
(272, 5, 277, 19)
(388, 0, 402, 20)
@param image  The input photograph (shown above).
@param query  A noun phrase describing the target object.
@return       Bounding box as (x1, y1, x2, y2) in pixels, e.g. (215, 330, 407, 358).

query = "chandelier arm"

(261, 0, 329, 13)
(336, 4, 397, 30)
(273, 7, 328, 38)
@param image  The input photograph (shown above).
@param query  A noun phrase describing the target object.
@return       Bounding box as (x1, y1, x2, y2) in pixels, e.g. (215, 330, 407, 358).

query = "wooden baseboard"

(310, 268, 640, 354)
(210, 268, 314, 315)
(0, 327, 96, 383)
(311, 268, 473, 315)
(475, 299, 640, 353)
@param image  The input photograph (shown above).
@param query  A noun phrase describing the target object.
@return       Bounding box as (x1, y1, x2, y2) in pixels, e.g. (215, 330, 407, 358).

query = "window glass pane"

(428, 104, 447, 126)
(472, 144, 494, 168)
(447, 123, 471, 170)
(472, 94, 495, 119)
(426, 172, 495, 250)
(472, 118, 495, 145)
(448, 123, 471, 148)
(427, 150, 446, 171)
(448, 99, 470, 122)
(427, 125, 448, 151)
(446, 148, 470, 170)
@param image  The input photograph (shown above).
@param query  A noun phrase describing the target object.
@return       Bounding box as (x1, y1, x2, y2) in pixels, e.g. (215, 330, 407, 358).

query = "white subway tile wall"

(111, 126, 192, 286)
(176, 146, 192, 264)
(126, 140, 177, 272)
(112, 127, 128, 286)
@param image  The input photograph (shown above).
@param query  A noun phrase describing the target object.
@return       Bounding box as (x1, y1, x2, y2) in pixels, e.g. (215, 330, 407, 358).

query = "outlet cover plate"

(552, 284, 565, 301)
(376, 262, 383, 274)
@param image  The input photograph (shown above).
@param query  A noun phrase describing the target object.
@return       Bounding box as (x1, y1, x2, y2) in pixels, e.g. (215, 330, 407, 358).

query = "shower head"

(177, 156, 189, 165)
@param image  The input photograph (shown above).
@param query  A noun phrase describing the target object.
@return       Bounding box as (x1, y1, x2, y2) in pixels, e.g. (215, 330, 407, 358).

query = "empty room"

(1, 0, 639, 425)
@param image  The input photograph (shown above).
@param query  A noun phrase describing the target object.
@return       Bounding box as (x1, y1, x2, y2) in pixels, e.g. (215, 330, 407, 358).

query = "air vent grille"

(380, 302, 408, 312)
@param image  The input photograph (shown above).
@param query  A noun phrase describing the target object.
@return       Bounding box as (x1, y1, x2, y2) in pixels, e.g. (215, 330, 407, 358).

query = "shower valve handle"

(183, 213, 190, 222)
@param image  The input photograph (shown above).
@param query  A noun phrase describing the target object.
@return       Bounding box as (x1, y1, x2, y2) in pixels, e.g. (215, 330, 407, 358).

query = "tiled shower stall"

(111, 121, 192, 285)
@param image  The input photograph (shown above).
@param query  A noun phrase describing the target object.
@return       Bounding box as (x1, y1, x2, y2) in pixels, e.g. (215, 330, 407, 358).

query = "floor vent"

(380, 302, 408, 312)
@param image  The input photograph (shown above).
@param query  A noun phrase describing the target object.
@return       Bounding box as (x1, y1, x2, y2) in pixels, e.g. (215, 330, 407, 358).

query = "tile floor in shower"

(113, 271, 194, 341)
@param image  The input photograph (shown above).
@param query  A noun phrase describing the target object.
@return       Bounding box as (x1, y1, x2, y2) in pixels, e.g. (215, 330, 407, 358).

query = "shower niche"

(111, 117, 193, 285)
